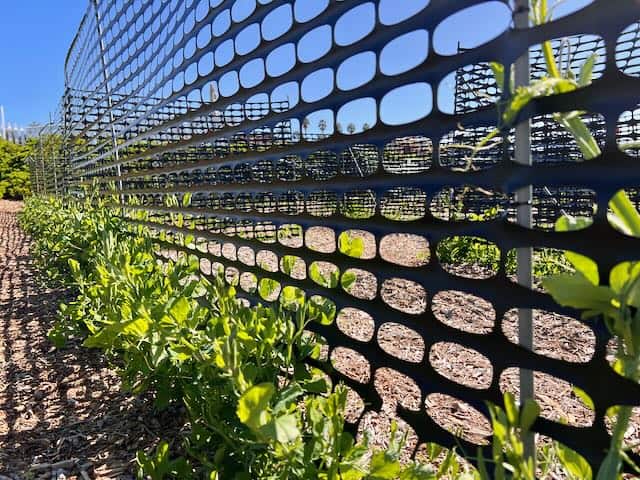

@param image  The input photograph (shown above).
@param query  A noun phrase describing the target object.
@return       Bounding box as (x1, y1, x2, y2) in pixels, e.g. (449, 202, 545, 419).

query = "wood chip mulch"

(0, 201, 185, 480)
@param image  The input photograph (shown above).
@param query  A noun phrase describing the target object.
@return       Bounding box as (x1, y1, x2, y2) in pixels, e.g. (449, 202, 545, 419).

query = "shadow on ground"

(0, 202, 185, 480)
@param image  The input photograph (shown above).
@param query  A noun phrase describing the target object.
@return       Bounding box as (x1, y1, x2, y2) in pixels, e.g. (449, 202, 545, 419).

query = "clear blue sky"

(0, 2, 87, 126)
(0, 0, 591, 129)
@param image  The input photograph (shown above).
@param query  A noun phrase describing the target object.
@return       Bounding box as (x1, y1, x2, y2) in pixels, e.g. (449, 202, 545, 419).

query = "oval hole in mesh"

(342, 268, 377, 300)
(306, 226, 336, 253)
(342, 190, 376, 219)
(617, 21, 640, 77)
(377, 323, 425, 363)
(380, 30, 429, 76)
(438, 63, 502, 114)
(383, 136, 433, 174)
(338, 229, 376, 259)
(335, 2, 375, 47)
(262, 3, 293, 41)
(380, 83, 432, 126)
(303, 111, 334, 142)
(337, 98, 377, 136)
(430, 186, 506, 222)
(258, 277, 281, 302)
(378, 0, 429, 26)
(278, 223, 303, 248)
(432, 290, 495, 334)
(331, 347, 371, 384)
(237, 246, 256, 266)
(340, 144, 379, 176)
(239, 272, 257, 293)
(337, 51, 376, 91)
(301, 68, 334, 103)
(430, 342, 493, 390)
(235, 23, 261, 56)
(381, 278, 427, 315)
(337, 308, 375, 342)
(380, 234, 430, 267)
(440, 125, 503, 171)
(256, 250, 278, 272)
(307, 190, 338, 217)
(437, 236, 500, 279)
(266, 43, 296, 77)
(381, 187, 426, 221)
(433, 2, 511, 56)
(374, 367, 422, 411)
(502, 308, 595, 363)
(500, 368, 595, 427)
(425, 393, 491, 445)
(297, 24, 332, 63)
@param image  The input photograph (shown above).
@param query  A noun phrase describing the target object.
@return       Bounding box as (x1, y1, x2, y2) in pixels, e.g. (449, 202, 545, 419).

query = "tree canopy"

(0, 138, 33, 199)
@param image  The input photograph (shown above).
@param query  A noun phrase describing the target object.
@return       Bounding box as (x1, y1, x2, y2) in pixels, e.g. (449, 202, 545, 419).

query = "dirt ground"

(2, 199, 639, 478)
(0, 201, 184, 479)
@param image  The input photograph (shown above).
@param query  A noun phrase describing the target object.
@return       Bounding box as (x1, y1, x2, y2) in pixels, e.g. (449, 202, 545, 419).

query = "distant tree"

(0, 137, 33, 199)
(347, 123, 356, 135)
(362, 122, 371, 131)
(318, 119, 327, 136)
(302, 117, 310, 136)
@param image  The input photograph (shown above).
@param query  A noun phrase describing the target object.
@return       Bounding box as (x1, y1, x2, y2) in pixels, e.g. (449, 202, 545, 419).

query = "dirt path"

(0, 201, 183, 480)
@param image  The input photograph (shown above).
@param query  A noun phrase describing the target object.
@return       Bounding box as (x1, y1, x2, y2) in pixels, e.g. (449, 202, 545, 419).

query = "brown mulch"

(190, 226, 640, 459)
(313, 230, 640, 460)
(4, 197, 640, 477)
(0, 201, 185, 480)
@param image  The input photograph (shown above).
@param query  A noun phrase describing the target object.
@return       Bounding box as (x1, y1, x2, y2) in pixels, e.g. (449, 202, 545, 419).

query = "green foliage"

(22, 196, 465, 479)
(338, 232, 365, 258)
(543, 204, 640, 480)
(0, 137, 32, 199)
(136, 442, 194, 479)
(474, 393, 539, 480)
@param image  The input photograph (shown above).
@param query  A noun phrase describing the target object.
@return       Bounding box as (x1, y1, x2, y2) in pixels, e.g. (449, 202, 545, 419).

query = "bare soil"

(0, 201, 184, 480)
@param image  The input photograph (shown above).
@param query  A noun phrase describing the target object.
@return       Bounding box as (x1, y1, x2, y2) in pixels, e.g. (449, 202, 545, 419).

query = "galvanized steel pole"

(514, 0, 535, 463)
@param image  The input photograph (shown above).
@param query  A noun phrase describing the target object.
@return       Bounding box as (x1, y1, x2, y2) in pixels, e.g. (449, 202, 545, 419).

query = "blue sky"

(0, 0, 592, 129)
(0, 2, 87, 126)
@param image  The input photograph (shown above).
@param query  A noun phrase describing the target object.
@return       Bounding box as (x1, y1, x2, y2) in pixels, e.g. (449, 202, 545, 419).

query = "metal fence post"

(514, 0, 535, 463)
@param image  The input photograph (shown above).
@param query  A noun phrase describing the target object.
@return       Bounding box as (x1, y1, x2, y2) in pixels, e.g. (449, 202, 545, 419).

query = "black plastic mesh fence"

(45, 0, 640, 471)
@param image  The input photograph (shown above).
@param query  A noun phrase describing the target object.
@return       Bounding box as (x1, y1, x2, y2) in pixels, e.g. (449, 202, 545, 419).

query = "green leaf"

(282, 255, 296, 276)
(564, 251, 599, 285)
(122, 317, 150, 337)
(341, 272, 357, 291)
(542, 274, 615, 317)
(68, 258, 81, 278)
(578, 53, 597, 88)
(273, 384, 304, 413)
(237, 383, 274, 432)
(258, 278, 279, 300)
(572, 386, 595, 412)
(503, 392, 519, 426)
(338, 232, 364, 259)
(310, 263, 336, 288)
(309, 296, 336, 325)
(490, 62, 505, 92)
(609, 190, 640, 237)
(519, 399, 540, 432)
(368, 451, 401, 479)
(169, 297, 191, 324)
(269, 414, 300, 443)
(555, 215, 593, 233)
(556, 443, 592, 480)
